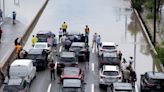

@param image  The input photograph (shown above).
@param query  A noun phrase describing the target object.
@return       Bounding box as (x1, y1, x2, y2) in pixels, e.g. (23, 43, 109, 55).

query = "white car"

(33, 42, 51, 51)
(98, 42, 118, 56)
(99, 65, 122, 87)
(9, 59, 36, 83)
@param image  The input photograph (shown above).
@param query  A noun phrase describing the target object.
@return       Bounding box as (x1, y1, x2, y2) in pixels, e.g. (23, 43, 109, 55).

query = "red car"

(60, 67, 84, 83)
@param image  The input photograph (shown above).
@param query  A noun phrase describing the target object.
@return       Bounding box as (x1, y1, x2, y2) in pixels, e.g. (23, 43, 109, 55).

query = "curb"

(0, 0, 49, 74)
(133, 9, 164, 71)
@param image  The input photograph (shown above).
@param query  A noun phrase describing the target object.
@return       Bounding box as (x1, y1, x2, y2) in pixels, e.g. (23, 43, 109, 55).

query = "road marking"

(91, 84, 94, 92)
(59, 46, 62, 52)
(135, 84, 139, 92)
(47, 83, 52, 92)
(91, 63, 94, 71)
(92, 47, 95, 53)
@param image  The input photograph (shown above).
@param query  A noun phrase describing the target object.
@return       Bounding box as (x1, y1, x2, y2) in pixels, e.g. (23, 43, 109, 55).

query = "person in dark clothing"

(118, 51, 122, 61)
(0, 27, 2, 43)
(130, 69, 137, 87)
(81, 34, 85, 42)
(65, 38, 71, 51)
(48, 60, 56, 80)
(12, 11, 16, 24)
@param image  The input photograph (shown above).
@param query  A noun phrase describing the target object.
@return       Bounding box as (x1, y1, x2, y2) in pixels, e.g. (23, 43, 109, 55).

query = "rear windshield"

(62, 88, 80, 92)
(103, 71, 119, 76)
(102, 46, 115, 49)
(60, 57, 75, 62)
(3, 85, 23, 91)
(35, 44, 47, 49)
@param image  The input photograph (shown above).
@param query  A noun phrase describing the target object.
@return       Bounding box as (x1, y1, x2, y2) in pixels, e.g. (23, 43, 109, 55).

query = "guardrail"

(0, 0, 49, 80)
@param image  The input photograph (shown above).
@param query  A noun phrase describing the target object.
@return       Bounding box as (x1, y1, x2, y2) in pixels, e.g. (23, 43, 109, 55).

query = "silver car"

(99, 65, 122, 87)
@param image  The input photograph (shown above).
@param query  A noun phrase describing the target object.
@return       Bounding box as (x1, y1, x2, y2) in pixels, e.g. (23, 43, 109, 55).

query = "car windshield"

(71, 46, 83, 49)
(27, 54, 43, 59)
(151, 79, 164, 84)
(3, 85, 23, 92)
(102, 46, 115, 50)
(60, 57, 75, 62)
(103, 57, 118, 62)
(103, 71, 119, 76)
(62, 88, 81, 92)
(64, 68, 79, 75)
(35, 44, 47, 49)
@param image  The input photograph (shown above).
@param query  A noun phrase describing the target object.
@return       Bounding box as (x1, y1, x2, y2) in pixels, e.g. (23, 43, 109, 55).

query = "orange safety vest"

(16, 45, 22, 54)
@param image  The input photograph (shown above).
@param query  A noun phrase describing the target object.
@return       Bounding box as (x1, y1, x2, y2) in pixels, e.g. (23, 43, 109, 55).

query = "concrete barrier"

(0, 0, 49, 76)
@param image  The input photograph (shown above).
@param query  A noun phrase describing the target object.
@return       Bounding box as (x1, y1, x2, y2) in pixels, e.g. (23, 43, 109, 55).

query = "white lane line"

(92, 47, 95, 53)
(135, 84, 139, 92)
(91, 84, 94, 92)
(91, 63, 94, 71)
(47, 83, 52, 92)
(59, 46, 62, 52)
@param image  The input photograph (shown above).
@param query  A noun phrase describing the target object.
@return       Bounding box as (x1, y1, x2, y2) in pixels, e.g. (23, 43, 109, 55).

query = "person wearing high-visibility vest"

(32, 35, 38, 47)
(15, 43, 22, 58)
(61, 21, 67, 34)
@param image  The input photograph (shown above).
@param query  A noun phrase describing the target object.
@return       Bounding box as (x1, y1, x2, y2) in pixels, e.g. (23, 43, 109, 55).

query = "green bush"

(156, 46, 164, 64)
(146, 12, 153, 19)
(131, 0, 143, 12)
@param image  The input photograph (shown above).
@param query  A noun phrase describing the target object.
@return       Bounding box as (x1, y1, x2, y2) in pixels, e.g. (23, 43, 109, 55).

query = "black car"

(140, 71, 164, 92)
(3, 78, 29, 92)
(66, 32, 82, 42)
(59, 79, 85, 92)
(107, 82, 133, 92)
(57, 52, 78, 75)
(69, 42, 89, 62)
(36, 31, 54, 42)
(99, 52, 120, 68)
(26, 49, 48, 70)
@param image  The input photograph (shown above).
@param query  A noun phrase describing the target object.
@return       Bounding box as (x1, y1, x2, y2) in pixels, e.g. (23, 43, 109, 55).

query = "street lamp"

(153, 0, 157, 46)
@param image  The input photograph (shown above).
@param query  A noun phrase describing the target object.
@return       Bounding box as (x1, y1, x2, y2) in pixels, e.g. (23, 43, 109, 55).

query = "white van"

(9, 59, 36, 83)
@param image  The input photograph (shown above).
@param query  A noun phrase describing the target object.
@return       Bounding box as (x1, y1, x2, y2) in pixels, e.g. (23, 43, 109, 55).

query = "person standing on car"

(96, 35, 101, 50)
(61, 21, 67, 34)
(59, 28, 63, 43)
(32, 35, 38, 47)
(92, 33, 97, 48)
(85, 25, 90, 36)
(48, 60, 56, 80)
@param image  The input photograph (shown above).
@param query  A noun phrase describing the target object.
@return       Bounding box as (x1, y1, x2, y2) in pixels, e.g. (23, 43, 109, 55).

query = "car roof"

(64, 67, 80, 75)
(63, 79, 81, 87)
(103, 52, 117, 57)
(147, 72, 164, 79)
(11, 59, 32, 66)
(8, 78, 23, 85)
(113, 83, 132, 91)
(37, 30, 52, 34)
(35, 42, 48, 45)
(28, 49, 43, 54)
(103, 65, 119, 71)
(60, 52, 75, 58)
(102, 42, 116, 46)
(71, 42, 85, 47)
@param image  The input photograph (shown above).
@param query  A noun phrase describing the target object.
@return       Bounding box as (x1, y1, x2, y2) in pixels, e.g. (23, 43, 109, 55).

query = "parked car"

(99, 52, 120, 68)
(107, 82, 133, 92)
(59, 79, 85, 92)
(99, 65, 122, 88)
(60, 67, 84, 83)
(36, 30, 54, 42)
(9, 59, 36, 83)
(140, 71, 164, 92)
(66, 32, 82, 42)
(98, 42, 118, 56)
(3, 78, 29, 92)
(26, 49, 49, 70)
(69, 42, 89, 62)
(57, 52, 78, 75)
(33, 42, 51, 52)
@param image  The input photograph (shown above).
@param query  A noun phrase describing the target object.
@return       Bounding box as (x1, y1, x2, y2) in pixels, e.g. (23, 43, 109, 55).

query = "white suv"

(99, 65, 122, 87)
(98, 42, 118, 56)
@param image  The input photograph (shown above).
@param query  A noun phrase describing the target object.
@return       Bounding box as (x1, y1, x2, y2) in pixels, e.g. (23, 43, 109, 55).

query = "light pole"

(153, 0, 157, 46)
(2, 0, 5, 17)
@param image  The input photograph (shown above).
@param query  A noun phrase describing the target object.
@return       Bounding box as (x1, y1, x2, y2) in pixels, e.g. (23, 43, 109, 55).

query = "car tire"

(99, 84, 103, 88)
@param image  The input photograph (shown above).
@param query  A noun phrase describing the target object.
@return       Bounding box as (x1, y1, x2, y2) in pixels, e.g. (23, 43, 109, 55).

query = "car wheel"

(99, 84, 103, 88)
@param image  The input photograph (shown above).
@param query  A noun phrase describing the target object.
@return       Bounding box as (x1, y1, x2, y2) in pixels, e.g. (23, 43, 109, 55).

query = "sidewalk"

(0, 0, 47, 71)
